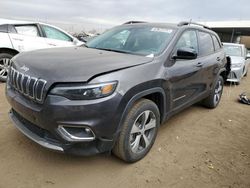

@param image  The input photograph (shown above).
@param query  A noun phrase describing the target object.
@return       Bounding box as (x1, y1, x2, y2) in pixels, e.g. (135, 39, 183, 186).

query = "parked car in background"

(0, 19, 84, 81)
(223, 43, 249, 84)
(74, 32, 97, 43)
(6, 21, 228, 162)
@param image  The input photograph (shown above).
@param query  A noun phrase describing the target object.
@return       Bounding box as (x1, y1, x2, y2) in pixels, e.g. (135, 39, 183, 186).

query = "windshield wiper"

(94, 47, 132, 54)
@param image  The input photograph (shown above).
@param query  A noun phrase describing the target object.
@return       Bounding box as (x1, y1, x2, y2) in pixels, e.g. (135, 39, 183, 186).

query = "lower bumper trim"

(227, 78, 240, 82)
(9, 111, 64, 152)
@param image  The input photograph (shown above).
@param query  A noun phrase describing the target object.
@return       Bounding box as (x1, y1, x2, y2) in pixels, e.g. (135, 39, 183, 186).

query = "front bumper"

(227, 67, 244, 82)
(9, 110, 64, 152)
(6, 86, 123, 155)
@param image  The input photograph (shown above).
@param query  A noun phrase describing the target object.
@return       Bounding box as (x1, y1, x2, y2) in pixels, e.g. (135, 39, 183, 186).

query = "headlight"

(50, 81, 118, 100)
(231, 63, 243, 68)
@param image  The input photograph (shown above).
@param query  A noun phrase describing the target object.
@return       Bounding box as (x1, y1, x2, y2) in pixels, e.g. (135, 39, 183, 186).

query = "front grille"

(227, 72, 237, 79)
(9, 67, 47, 103)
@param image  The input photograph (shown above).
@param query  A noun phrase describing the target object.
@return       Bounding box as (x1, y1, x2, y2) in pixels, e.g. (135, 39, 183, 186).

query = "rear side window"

(212, 35, 221, 51)
(14, 25, 39, 37)
(42, 25, 72, 42)
(198, 31, 214, 56)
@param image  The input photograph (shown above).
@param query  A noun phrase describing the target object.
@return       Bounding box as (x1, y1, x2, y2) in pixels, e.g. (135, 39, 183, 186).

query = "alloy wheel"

(130, 110, 156, 154)
(213, 79, 223, 105)
(0, 58, 11, 80)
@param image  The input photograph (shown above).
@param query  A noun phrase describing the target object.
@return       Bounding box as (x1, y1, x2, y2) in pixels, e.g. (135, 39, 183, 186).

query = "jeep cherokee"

(6, 21, 227, 162)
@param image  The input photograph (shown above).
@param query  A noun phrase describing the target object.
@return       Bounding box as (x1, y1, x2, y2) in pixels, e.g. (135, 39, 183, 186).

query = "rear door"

(168, 29, 206, 109)
(8, 24, 47, 52)
(40, 24, 75, 48)
(197, 31, 223, 90)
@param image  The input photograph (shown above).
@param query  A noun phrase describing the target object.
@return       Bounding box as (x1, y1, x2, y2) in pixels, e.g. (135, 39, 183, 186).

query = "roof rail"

(123, 21, 147, 25)
(178, 21, 211, 30)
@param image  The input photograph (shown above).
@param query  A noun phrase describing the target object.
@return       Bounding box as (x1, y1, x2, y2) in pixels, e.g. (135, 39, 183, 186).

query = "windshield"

(224, 45, 243, 57)
(86, 25, 175, 56)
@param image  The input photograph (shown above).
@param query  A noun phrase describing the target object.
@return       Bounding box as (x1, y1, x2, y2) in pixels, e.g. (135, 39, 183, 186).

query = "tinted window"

(198, 31, 214, 56)
(212, 35, 221, 51)
(87, 26, 175, 56)
(15, 25, 39, 37)
(42, 25, 72, 42)
(176, 30, 198, 52)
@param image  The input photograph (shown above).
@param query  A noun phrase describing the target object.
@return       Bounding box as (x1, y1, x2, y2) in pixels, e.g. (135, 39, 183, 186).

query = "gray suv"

(6, 21, 228, 162)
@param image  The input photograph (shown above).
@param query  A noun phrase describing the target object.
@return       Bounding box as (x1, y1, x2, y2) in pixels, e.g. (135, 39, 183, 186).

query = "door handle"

(196, 62, 203, 67)
(12, 38, 24, 41)
(216, 57, 221, 61)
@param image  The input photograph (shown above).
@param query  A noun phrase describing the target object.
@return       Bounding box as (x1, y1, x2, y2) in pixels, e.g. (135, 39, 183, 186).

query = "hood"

(12, 47, 153, 83)
(229, 56, 245, 64)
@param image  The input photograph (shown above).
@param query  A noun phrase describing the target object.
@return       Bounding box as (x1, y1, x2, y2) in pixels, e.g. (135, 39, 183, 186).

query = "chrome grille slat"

(10, 68, 14, 86)
(9, 67, 13, 84)
(17, 72, 23, 91)
(35, 79, 47, 101)
(13, 70, 18, 89)
(8, 68, 47, 103)
(26, 75, 31, 96)
(20, 73, 25, 93)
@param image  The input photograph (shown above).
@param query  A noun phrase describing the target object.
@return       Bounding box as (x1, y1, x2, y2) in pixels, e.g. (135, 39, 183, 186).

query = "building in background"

(202, 21, 250, 49)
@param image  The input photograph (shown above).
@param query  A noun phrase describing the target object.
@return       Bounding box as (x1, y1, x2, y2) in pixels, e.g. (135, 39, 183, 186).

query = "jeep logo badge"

(20, 65, 29, 72)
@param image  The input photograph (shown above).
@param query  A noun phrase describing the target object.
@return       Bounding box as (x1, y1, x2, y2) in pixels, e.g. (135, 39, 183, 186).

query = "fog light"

(57, 125, 95, 142)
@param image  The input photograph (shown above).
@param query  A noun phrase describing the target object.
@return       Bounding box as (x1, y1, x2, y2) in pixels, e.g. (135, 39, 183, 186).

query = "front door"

(40, 24, 75, 48)
(167, 30, 205, 110)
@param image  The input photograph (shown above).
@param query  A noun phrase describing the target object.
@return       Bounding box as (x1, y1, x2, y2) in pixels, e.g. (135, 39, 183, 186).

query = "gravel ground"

(0, 74, 250, 188)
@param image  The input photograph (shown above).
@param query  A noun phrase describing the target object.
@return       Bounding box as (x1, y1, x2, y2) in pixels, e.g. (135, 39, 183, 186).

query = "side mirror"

(73, 38, 79, 45)
(173, 47, 198, 60)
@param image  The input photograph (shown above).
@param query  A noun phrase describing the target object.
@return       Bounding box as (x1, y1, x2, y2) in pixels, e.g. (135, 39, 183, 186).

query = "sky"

(0, 0, 249, 33)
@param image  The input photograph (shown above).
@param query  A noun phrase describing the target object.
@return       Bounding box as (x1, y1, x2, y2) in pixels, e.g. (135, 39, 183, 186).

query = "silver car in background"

(223, 43, 249, 84)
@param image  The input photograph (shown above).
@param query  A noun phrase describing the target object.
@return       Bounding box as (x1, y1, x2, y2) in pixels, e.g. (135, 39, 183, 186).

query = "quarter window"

(42, 25, 72, 42)
(176, 30, 198, 53)
(198, 31, 214, 56)
(14, 25, 39, 37)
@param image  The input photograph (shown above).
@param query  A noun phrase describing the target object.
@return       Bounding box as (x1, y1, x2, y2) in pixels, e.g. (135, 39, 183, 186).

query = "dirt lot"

(0, 75, 250, 188)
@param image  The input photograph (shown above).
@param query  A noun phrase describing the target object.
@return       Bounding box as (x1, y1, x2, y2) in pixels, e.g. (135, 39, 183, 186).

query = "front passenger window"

(176, 30, 198, 52)
(42, 25, 72, 42)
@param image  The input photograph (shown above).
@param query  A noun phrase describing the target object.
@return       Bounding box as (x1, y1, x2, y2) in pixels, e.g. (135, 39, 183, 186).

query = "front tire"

(202, 76, 224, 108)
(0, 53, 14, 82)
(113, 99, 160, 163)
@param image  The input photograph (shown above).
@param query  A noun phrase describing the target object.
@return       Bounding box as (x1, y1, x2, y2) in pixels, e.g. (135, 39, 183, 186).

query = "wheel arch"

(117, 87, 167, 133)
(0, 48, 19, 56)
(219, 55, 231, 82)
(219, 68, 228, 83)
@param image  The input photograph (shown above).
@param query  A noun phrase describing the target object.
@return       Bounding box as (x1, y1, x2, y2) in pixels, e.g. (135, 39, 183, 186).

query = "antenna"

(189, 19, 192, 25)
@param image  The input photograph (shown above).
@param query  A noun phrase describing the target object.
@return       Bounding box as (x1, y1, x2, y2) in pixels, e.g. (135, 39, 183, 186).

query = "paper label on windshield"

(151, 28, 173, 33)
(146, 54, 154, 58)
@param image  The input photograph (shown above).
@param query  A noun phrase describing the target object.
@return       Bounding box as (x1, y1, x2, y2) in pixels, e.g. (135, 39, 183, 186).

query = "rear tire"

(0, 53, 14, 82)
(235, 81, 240, 85)
(112, 99, 160, 163)
(202, 76, 224, 108)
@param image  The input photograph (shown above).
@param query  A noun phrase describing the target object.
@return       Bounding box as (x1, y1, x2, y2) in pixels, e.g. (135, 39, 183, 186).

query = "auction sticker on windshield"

(151, 28, 173, 33)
